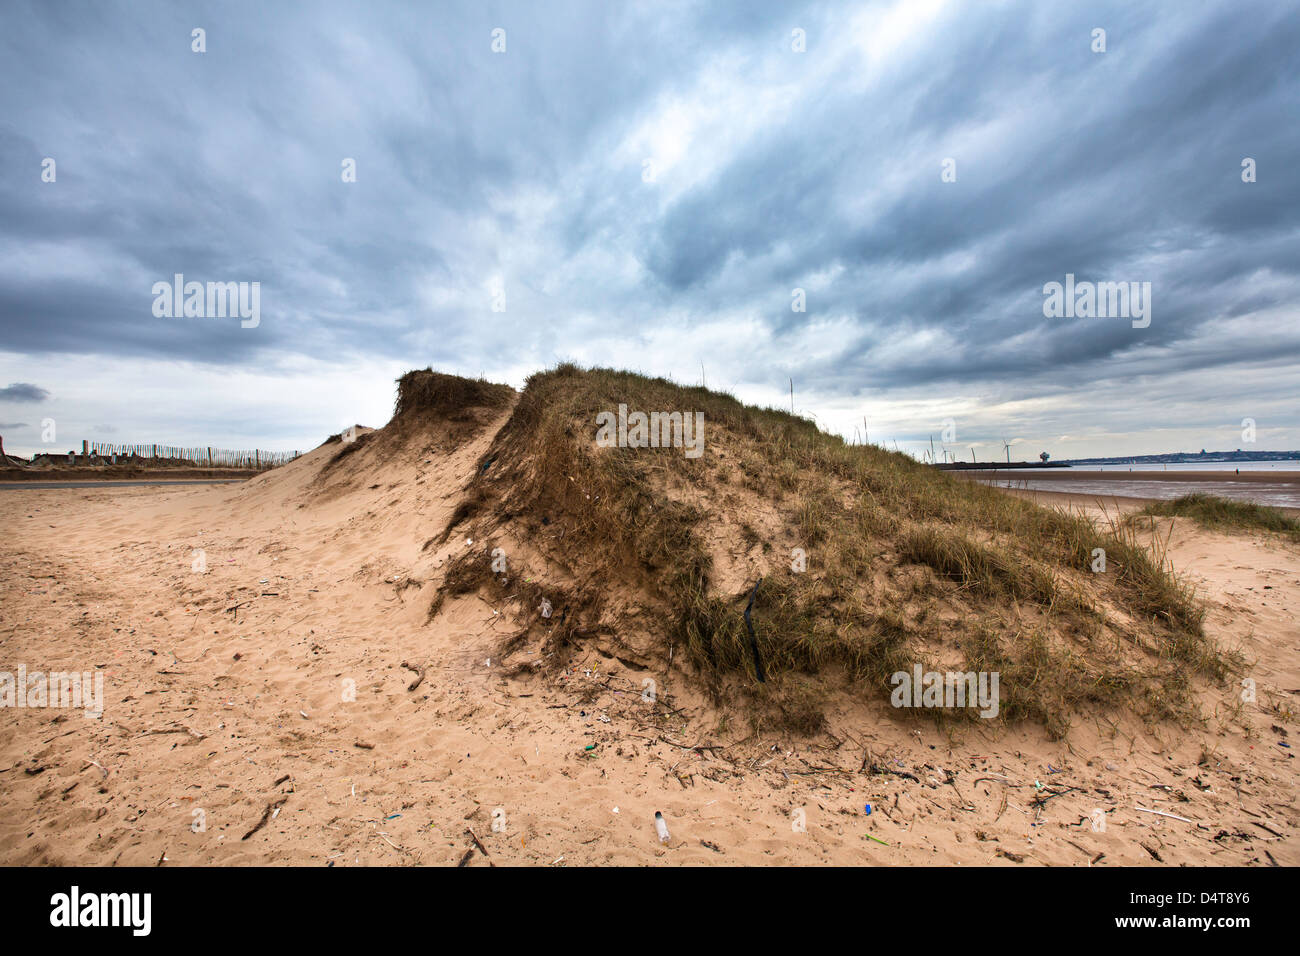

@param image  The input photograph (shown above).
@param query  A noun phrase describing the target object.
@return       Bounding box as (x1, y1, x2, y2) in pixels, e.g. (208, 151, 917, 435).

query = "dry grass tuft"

(394, 369, 516, 418)
(1134, 493, 1300, 543)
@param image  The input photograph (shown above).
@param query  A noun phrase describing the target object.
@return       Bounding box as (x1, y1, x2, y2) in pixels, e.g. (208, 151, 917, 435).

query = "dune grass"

(428, 363, 1233, 738)
(395, 368, 515, 417)
(1135, 493, 1300, 543)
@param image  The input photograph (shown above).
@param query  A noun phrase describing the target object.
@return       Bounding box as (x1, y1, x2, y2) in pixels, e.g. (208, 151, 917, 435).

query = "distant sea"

(1031, 460, 1300, 473)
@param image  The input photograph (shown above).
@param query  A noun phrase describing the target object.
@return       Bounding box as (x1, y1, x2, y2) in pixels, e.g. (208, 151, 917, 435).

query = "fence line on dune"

(85, 442, 302, 470)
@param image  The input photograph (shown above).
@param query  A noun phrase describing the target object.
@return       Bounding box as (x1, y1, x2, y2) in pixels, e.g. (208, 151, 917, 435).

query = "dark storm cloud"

(0, 0, 1296, 453)
(634, 0, 1300, 397)
(0, 383, 49, 401)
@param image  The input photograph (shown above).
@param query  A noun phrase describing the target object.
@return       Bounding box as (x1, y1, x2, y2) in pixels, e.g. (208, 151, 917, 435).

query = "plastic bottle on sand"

(654, 811, 670, 844)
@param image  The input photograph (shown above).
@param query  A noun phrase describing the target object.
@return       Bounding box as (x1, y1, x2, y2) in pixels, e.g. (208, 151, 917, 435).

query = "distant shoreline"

(1054, 455, 1300, 467)
(0, 467, 260, 482)
(961, 469, 1300, 484)
(0, 479, 248, 490)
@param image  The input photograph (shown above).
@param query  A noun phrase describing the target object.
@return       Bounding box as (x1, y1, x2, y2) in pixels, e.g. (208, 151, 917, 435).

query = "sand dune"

(1, 376, 1296, 866)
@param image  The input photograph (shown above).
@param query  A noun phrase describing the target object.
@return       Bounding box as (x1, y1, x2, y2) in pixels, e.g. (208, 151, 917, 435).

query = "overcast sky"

(1, 0, 1296, 460)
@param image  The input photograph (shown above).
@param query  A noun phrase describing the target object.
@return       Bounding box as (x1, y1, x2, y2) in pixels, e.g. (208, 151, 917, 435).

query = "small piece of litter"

(654, 811, 671, 844)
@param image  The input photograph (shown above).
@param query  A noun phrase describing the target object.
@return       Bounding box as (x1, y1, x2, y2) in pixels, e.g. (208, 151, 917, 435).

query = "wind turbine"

(1002, 438, 1012, 464)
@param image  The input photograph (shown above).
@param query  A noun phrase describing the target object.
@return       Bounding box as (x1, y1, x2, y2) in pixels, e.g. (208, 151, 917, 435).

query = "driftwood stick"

(659, 736, 724, 752)
(1032, 785, 1083, 808)
(464, 828, 495, 867)
(974, 775, 1025, 788)
(242, 797, 288, 840)
(868, 763, 920, 783)
(1134, 805, 1192, 823)
(400, 661, 426, 692)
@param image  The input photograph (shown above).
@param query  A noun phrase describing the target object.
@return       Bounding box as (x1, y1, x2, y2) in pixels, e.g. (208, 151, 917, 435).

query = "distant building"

(29, 452, 106, 467)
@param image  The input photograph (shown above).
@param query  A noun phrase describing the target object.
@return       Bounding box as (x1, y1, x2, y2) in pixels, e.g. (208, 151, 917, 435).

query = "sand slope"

(1, 413, 1297, 866)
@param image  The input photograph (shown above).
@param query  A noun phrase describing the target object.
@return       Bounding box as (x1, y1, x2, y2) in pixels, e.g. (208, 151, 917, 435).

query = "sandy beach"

(4, 2, 1297, 936)
(2, 431, 1296, 867)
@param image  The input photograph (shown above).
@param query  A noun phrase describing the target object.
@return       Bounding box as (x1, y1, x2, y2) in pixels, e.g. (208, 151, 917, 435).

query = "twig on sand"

(794, 759, 853, 777)
(973, 774, 1023, 787)
(659, 735, 724, 752)
(375, 833, 409, 856)
(653, 698, 689, 717)
(1064, 838, 1091, 857)
(868, 763, 920, 783)
(145, 725, 205, 741)
(463, 828, 495, 867)
(1032, 785, 1082, 808)
(466, 828, 489, 856)
(242, 797, 288, 840)
(224, 599, 257, 625)
(400, 661, 426, 692)
(1134, 805, 1192, 823)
